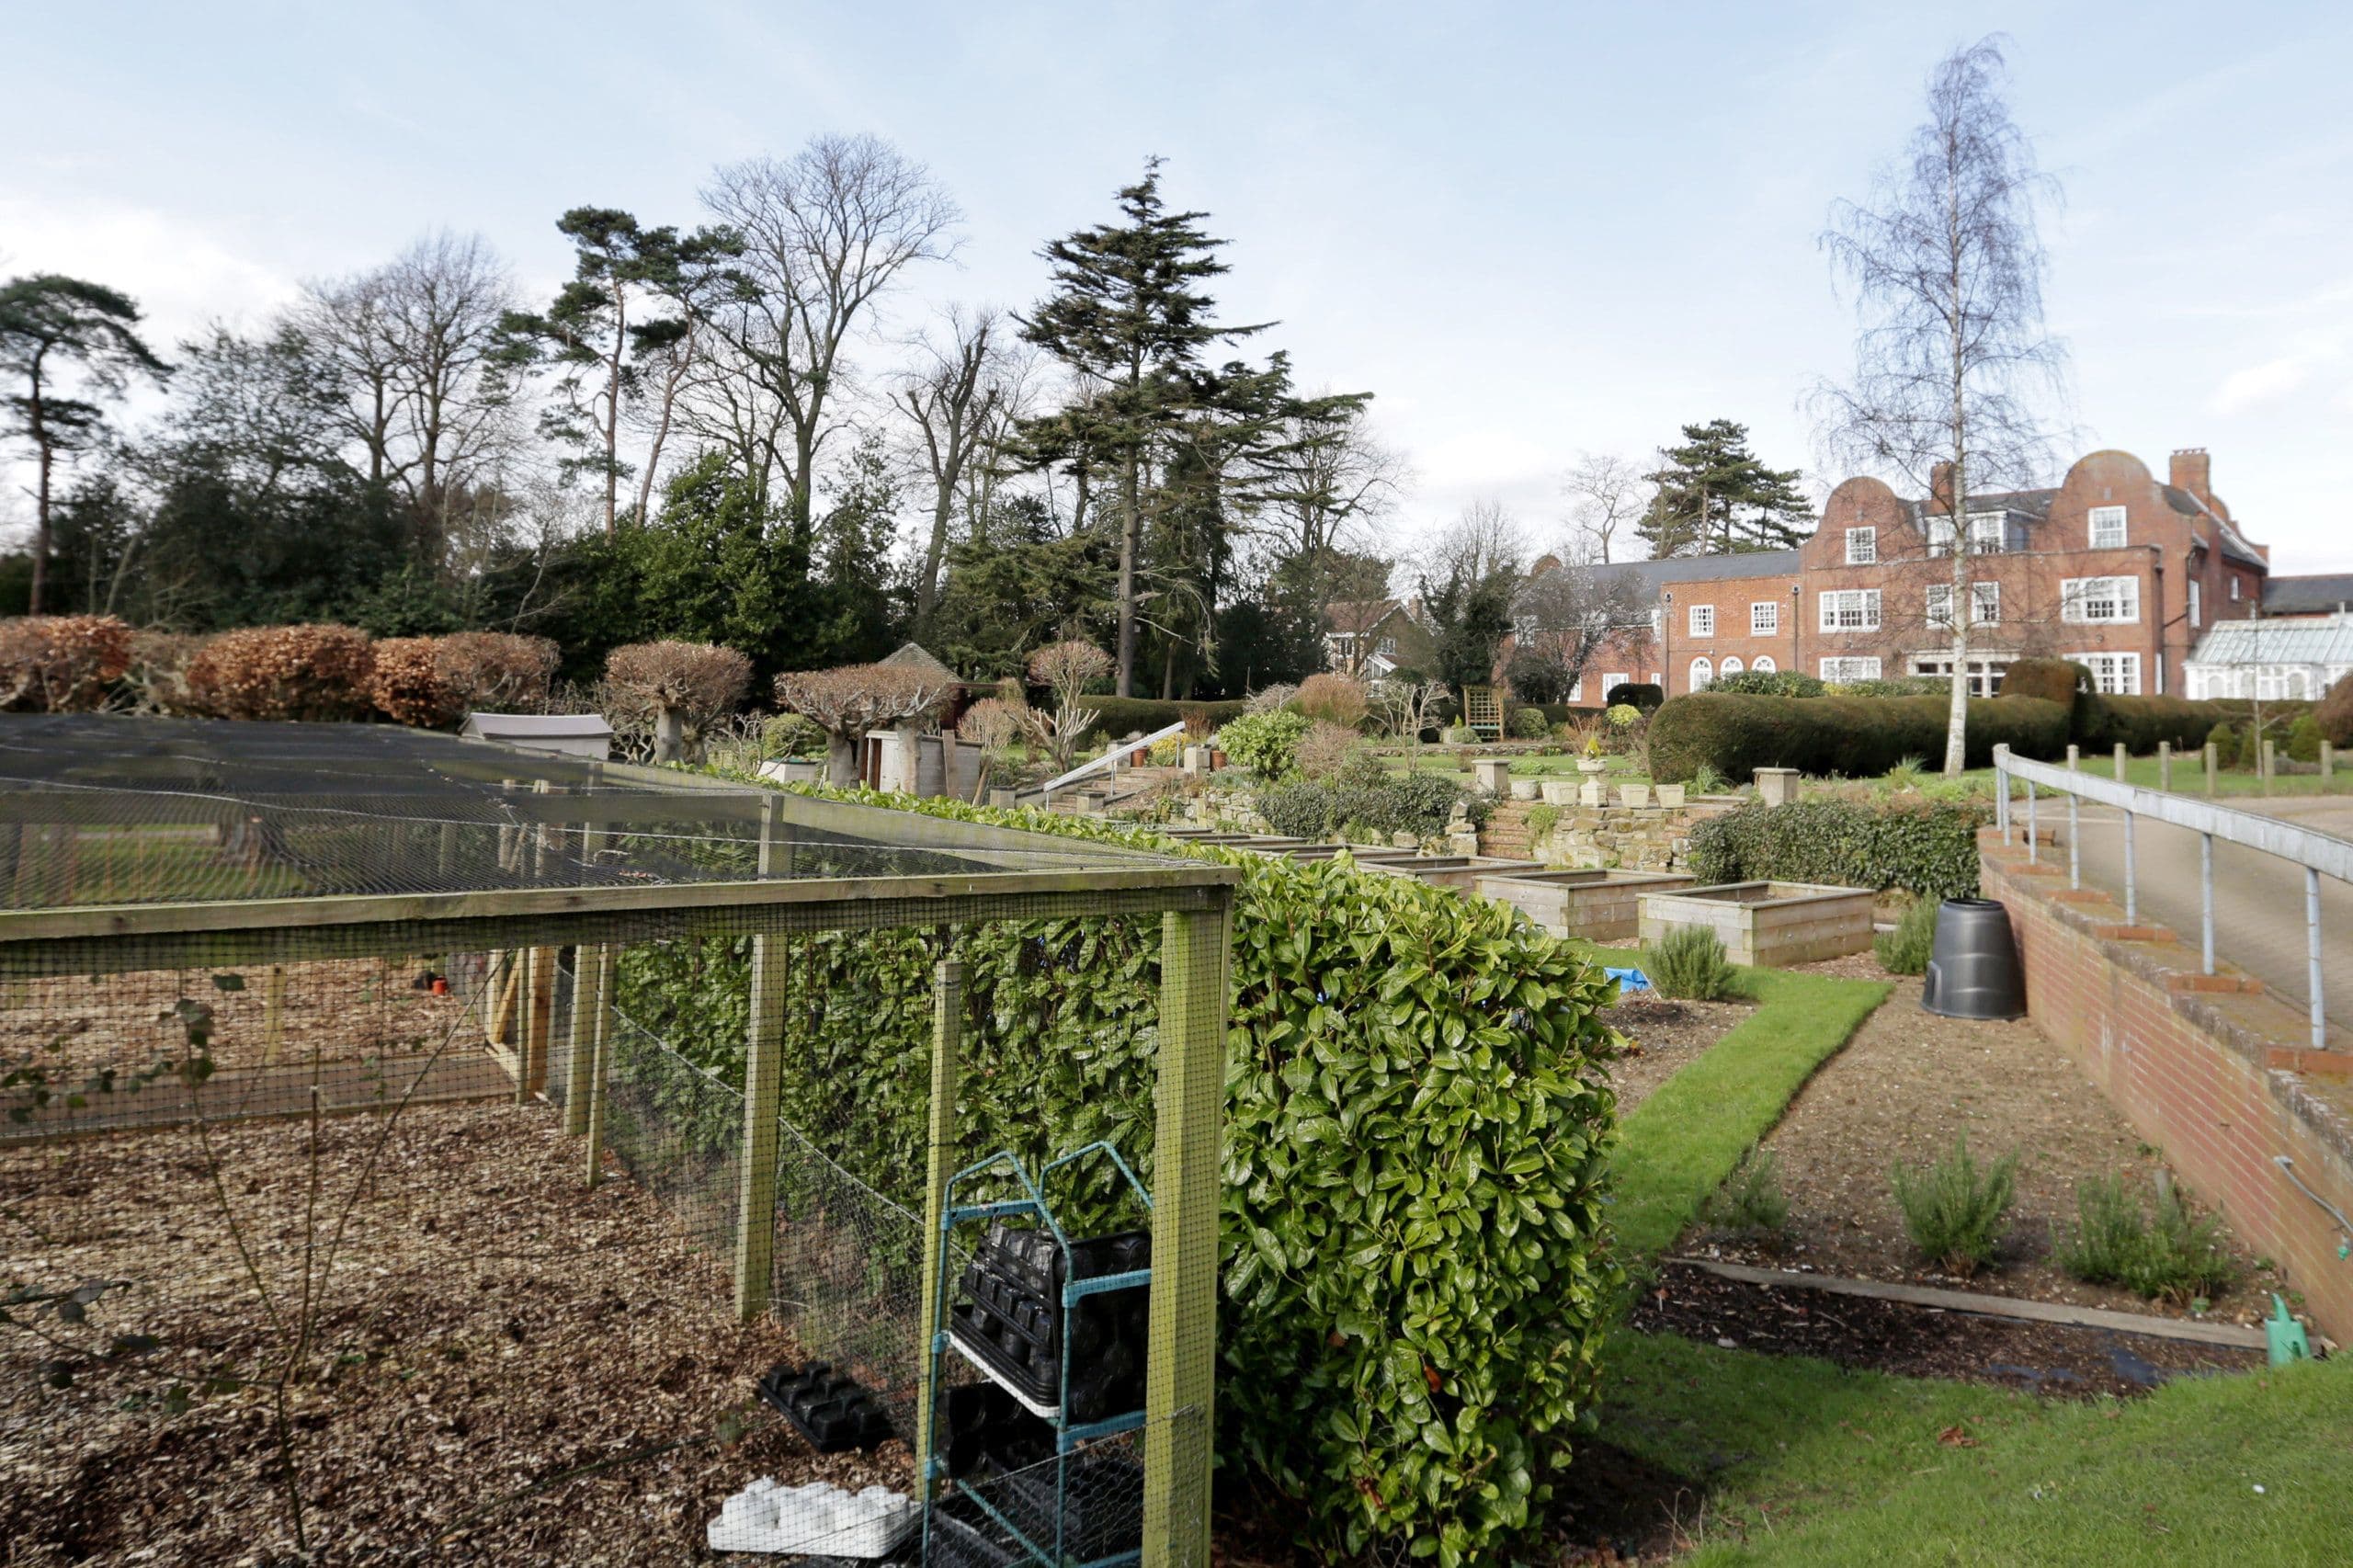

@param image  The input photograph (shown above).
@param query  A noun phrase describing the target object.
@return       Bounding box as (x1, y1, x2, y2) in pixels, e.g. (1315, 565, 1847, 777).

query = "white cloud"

(0, 195, 297, 343)
(2211, 354, 2320, 416)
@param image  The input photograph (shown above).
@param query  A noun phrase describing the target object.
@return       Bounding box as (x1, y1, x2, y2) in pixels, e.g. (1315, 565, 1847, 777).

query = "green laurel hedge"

(1688, 796, 1990, 900)
(1645, 691, 2070, 784)
(1075, 695, 1248, 738)
(637, 777, 1624, 1564)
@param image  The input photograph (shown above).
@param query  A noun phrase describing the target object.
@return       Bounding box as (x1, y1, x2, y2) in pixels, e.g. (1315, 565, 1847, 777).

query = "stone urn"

(1576, 756, 1608, 778)
(1620, 783, 1653, 808)
(1654, 783, 1687, 808)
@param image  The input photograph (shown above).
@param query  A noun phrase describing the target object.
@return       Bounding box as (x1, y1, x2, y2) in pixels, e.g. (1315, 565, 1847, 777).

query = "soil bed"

(1688, 975, 2270, 1325)
(1631, 1263, 2264, 1397)
(1606, 995, 1753, 1114)
(0, 1100, 909, 1564)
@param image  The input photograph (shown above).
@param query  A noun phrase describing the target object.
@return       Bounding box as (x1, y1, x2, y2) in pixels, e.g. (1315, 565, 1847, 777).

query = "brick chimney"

(2170, 448, 2213, 507)
(1928, 460, 1955, 516)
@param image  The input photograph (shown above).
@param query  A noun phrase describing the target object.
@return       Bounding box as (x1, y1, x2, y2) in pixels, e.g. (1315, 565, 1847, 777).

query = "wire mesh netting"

(0, 715, 1227, 1565)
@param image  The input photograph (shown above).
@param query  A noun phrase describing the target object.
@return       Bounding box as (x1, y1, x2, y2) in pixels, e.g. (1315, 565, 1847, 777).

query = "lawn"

(1587, 937, 2353, 1563)
(1807, 752, 2353, 802)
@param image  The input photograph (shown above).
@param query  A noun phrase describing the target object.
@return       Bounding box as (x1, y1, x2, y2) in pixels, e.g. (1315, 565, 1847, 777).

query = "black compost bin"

(1920, 898, 2026, 1021)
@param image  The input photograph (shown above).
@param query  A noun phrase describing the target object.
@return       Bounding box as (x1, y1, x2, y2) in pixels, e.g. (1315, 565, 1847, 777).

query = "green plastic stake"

(2266, 1293, 2310, 1367)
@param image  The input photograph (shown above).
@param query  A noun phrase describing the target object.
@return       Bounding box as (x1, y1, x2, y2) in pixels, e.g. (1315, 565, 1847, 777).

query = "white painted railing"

(1031, 722, 1188, 801)
(1994, 743, 2353, 1048)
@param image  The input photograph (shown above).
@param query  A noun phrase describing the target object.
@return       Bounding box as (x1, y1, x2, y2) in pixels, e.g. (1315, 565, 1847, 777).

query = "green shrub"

(2211, 722, 2243, 769)
(1525, 803, 1562, 840)
(1890, 1135, 2018, 1276)
(1079, 695, 1247, 738)
(1256, 780, 1336, 838)
(2079, 693, 2223, 756)
(1712, 668, 1825, 698)
(1703, 1147, 1790, 1240)
(1218, 709, 1312, 778)
(1883, 754, 1928, 791)
(1828, 676, 1947, 698)
(676, 777, 1627, 1562)
(1647, 926, 1738, 1001)
(1506, 706, 1552, 739)
(1606, 702, 1641, 731)
(2319, 674, 2353, 748)
(1688, 797, 1986, 900)
(1254, 772, 1472, 842)
(1605, 682, 1664, 713)
(1998, 656, 2084, 710)
(2059, 1176, 2237, 1304)
(2288, 714, 2324, 764)
(1645, 691, 2069, 785)
(1444, 723, 1478, 744)
(1874, 895, 1939, 974)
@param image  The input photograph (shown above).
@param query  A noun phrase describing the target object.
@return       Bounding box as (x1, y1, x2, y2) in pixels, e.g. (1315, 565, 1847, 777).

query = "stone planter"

(1578, 780, 1606, 807)
(1637, 881, 1876, 966)
(1654, 783, 1686, 808)
(1362, 855, 1545, 893)
(1510, 778, 1541, 801)
(1540, 780, 1580, 805)
(1619, 783, 1652, 808)
(1476, 869, 1699, 941)
(1576, 758, 1608, 777)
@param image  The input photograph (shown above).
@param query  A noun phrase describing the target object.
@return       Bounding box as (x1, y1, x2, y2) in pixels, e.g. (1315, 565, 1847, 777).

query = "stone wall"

(1481, 796, 1740, 871)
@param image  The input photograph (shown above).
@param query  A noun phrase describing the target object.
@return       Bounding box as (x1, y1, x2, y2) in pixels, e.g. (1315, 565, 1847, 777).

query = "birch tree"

(1814, 36, 2068, 774)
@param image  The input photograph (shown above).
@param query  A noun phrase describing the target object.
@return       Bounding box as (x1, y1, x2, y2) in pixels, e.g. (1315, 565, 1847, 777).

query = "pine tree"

(1634, 418, 1813, 556)
(1015, 159, 1270, 696)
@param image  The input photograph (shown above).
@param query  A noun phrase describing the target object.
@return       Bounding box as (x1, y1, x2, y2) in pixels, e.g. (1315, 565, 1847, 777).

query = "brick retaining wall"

(1981, 828, 2353, 1342)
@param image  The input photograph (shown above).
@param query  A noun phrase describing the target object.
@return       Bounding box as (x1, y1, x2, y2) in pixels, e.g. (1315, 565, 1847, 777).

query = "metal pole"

(2200, 833, 2215, 976)
(2307, 866, 2325, 1051)
(2027, 780, 2039, 865)
(2068, 790, 2080, 890)
(2123, 810, 2138, 926)
(1998, 751, 2012, 843)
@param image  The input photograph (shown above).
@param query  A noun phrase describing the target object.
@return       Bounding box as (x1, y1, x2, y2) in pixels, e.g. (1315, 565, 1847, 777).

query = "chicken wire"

(0, 716, 1229, 1565)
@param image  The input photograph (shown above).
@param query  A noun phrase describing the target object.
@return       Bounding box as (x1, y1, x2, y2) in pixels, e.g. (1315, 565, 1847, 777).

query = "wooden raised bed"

(1475, 869, 1697, 942)
(1271, 844, 1422, 865)
(1360, 855, 1545, 892)
(1636, 880, 1874, 966)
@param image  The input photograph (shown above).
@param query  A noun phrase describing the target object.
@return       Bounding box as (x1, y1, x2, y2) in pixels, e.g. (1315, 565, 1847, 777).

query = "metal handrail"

(1994, 744, 2347, 1049)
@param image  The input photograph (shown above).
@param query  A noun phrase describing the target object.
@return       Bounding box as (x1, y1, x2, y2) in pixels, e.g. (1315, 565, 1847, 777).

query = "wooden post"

(2325, 741, 2336, 782)
(2159, 742, 2173, 792)
(2112, 742, 2127, 782)
(1143, 902, 1231, 1568)
(913, 949, 962, 1496)
(437, 821, 457, 880)
(2263, 739, 2277, 796)
(733, 927, 790, 1320)
(583, 946, 614, 1187)
(2066, 744, 2080, 771)
(564, 822, 609, 1135)
(2205, 741, 2218, 798)
(517, 782, 558, 1101)
(260, 963, 288, 1066)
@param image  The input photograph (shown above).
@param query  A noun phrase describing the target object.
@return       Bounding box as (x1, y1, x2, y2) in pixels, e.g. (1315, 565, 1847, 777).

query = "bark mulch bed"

(1605, 995, 1754, 1114)
(1687, 974, 2273, 1327)
(1631, 1262, 2263, 1399)
(1, 1101, 909, 1565)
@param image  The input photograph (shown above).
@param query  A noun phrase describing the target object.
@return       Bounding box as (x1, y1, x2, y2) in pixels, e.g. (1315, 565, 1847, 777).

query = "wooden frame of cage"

(0, 777, 1235, 1568)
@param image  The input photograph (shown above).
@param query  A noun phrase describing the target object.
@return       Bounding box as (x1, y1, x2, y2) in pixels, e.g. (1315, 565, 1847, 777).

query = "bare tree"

(893, 302, 1019, 625)
(1813, 36, 2068, 773)
(700, 135, 961, 546)
(1558, 451, 1649, 565)
(775, 663, 955, 784)
(1510, 563, 1647, 697)
(1417, 496, 1526, 587)
(1255, 401, 1409, 567)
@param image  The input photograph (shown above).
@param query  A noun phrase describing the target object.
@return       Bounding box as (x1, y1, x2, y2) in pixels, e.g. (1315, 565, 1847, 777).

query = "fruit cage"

(0, 714, 1233, 1565)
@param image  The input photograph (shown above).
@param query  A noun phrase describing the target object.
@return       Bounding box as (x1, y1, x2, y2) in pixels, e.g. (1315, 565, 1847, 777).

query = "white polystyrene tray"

(705, 1477, 918, 1557)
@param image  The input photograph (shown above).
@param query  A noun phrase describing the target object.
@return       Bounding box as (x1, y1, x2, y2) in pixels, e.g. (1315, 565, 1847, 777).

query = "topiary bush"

(367, 636, 462, 728)
(186, 623, 376, 721)
(1688, 797, 1987, 901)
(1711, 668, 1824, 698)
(2287, 714, 2324, 764)
(0, 614, 134, 712)
(1217, 709, 1313, 778)
(1646, 692, 2069, 785)
(657, 779, 1627, 1563)
(2211, 722, 2244, 770)
(1604, 682, 1663, 713)
(1996, 656, 2084, 710)
(1506, 705, 1552, 740)
(2078, 694, 2223, 756)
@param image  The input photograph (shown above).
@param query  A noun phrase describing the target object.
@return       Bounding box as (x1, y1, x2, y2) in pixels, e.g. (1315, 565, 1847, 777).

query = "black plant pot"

(1920, 898, 2026, 1021)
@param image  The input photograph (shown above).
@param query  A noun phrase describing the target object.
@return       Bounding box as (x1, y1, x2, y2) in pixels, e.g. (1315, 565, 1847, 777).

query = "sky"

(6, 1, 2352, 572)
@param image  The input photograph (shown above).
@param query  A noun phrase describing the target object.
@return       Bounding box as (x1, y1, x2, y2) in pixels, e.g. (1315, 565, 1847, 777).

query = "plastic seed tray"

(705, 1478, 916, 1557)
(756, 1361, 895, 1453)
(945, 1224, 1149, 1424)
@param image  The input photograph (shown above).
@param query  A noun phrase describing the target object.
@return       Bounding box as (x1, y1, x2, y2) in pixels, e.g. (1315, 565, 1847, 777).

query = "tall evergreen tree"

(0, 275, 170, 612)
(1635, 418, 1813, 556)
(1015, 159, 1270, 696)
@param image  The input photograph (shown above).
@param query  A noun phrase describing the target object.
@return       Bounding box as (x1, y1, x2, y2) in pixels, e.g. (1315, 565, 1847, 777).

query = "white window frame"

(1688, 603, 1714, 637)
(1846, 527, 1877, 564)
(1750, 600, 1779, 635)
(2088, 506, 2127, 550)
(2070, 652, 2142, 696)
(1971, 582, 2001, 626)
(2231, 577, 2242, 601)
(1689, 656, 1714, 690)
(1818, 588, 1881, 631)
(1968, 512, 2006, 553)
(2189, 579, 2202, 628)
(1819, 656, 1882, 682)
(1926, 583, 1955, 629)
(1721, 656, 1745, 678)
(1751, 655, 1778, 674)
(1602, 672, 1630, 696)
(1910, 653, 2012, 699)
(2060, 575, 2141, 625)
(1927, 517, 1957, 558)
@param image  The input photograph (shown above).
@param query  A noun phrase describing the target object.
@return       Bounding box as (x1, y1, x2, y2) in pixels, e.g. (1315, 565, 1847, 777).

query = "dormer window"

(2088, 506, 2127, 550)
(1845, 528, 1877, 564)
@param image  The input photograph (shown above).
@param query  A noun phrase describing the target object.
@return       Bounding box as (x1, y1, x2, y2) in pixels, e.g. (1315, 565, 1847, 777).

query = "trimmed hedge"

(663, 778, 1625, 1562)
(1605, 682, 1663, 713)
(2078, 694, 2224, 755)
(1075, 695, 1247, 738)
(1646, 691, 2070, 784)
(1998, 656, 2079, 709)
(1711, 669, 1824, 698)
(1689, 797, 1990, 901)
(1256, 771, 1472, 841)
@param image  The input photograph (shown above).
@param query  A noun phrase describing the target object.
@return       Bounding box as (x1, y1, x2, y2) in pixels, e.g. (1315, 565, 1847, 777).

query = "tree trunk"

(1116, 453, 1140, 698)
(824, 732, 859, 788)
(653, 707, 684, 764)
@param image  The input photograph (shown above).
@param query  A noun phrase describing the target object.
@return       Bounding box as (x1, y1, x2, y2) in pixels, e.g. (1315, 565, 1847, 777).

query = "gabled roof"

(2187, 616, 2353, 668)
(2263, 574, 2353, 617)
(1574, 551, 1802, 598)
(877, 642, 963, 683)
(1323, 598, 1417, 633)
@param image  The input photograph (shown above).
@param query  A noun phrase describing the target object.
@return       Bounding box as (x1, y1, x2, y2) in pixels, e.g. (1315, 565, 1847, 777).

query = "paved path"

(2061, 793, 2353, 1040)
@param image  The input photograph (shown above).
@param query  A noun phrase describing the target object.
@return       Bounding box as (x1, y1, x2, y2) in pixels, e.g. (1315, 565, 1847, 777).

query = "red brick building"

(1532, 446, 2273, 700)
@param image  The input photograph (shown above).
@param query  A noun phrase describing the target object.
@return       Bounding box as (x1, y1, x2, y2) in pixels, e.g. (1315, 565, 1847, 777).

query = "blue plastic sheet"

(1604, 966, 1652, 995)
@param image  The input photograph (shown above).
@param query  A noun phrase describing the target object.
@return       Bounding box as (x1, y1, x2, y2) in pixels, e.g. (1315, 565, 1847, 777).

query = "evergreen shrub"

(1689, 797, 1985, 901)
(1711, 668, 1824, 698)
(1077, 695, 1247, 739)
(1604, 682, 1663, 713)
(1891, 1135, 2018, 1276)
(1645, 692, 2068, 784)
(2319, 674, 2353, 749)
(1217, 709, 1312, 777)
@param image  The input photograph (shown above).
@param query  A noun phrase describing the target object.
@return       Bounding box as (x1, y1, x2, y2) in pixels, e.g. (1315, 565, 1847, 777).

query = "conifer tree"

(1634, 418, 1813, 556)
